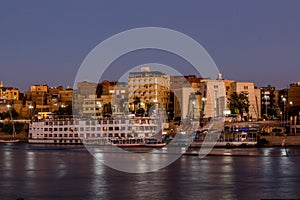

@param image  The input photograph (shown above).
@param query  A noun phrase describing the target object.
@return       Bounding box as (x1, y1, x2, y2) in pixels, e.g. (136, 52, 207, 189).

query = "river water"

(0, 143, 300, 200)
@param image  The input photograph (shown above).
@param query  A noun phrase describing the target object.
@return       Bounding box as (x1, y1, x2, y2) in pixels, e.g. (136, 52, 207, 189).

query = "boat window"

(59, 134, 62, 137)
(86, 121, 90, 125)
(97, 127, 101, 131)
(86, 127, 90, 131)
(54, 134, 57, 137)
(91, 127, 95, 131)
(109, 127, 113, 131)
(45, 128, 48, 131)
(59, 128, 63, 131)
(69, 134, 73, 137)
(103, 127, 107, 131)
(49, 134, 52, 137)
(64, 121, 68, 125)
(80, 127, 84, 131)
(64, 128, 68, 131)
(115, 127, 119, 131)
(114, 133, 119, 137)
(64, 134, 67, 137)
(109, 120, 113, 124)
(108, 133, 113, 137)
(54, 128, 57, 131)
(44, 134, 48, 137)
(54, 121, 58, 126)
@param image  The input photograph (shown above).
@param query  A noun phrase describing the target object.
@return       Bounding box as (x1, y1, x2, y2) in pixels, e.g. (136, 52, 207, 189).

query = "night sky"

(1, 1, 300, 92)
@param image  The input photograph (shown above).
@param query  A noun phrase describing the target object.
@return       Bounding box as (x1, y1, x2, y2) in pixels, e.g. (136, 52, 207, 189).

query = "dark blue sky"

(1, 1, 300, 92)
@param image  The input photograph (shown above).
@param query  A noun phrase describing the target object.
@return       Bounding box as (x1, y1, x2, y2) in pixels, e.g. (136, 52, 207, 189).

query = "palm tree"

(133, 97, 141, 114)
(228, 92, 250, 121)
(102, 102, 112, 117)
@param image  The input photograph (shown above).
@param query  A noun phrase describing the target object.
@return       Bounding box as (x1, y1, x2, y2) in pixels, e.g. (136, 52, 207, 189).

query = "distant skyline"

(1, 1, 300, 92)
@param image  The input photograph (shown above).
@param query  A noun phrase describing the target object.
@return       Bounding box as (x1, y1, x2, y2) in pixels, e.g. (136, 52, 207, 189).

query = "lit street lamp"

(282, 97, 286, 125)
(7, 104, 16, 139)
(29, 105, 34, 122)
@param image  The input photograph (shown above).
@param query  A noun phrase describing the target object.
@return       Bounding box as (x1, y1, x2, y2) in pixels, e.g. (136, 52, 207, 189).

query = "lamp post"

(7, 104, 16, 139)
(289, 101, 293, 122)
(192, 100, 195, 120)
(189, 93, 196, 121)
(96, 101, 102, 117)
(282, 97, 286, 125)
(264, 95, 269, 118)
(29, 105, 34, 122)
(200, 97, 207, 126)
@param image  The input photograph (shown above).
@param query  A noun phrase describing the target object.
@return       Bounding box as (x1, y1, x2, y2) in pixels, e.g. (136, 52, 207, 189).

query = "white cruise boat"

(28, 116, 162, 145)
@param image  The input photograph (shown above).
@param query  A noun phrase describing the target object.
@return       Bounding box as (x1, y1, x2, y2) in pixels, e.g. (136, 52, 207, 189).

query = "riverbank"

(2, 132, 300, 147)
(260, 135, 300, 147)
(0, 132, 28, 142)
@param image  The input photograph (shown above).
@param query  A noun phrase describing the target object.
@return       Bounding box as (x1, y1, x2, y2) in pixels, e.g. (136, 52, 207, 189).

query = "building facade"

(128, 67, 170, 116)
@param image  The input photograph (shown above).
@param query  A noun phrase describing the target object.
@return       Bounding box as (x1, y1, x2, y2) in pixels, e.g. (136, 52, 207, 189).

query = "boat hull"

(0, 139, 20, 143)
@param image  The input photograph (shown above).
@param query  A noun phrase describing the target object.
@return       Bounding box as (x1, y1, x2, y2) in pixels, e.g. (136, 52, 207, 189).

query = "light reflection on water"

(0, 144, 300, 200)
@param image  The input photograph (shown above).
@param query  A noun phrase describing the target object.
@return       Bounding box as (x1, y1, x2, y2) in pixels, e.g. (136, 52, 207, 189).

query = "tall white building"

(199, 79, 226, 119)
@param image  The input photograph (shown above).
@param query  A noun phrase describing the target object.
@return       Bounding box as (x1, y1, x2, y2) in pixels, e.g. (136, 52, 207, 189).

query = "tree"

(2, 122, 23, 134)
(0, 108, 19, 120)
(96, 83, 103, 98)
(133, 97, 141, 114)
(228, 92, 250, 121)
(53, 105, 73, 116)
(102, 102, 112, 117)
(145, 102, 155, 116)
(136, 108, 145, 116)
(118, 98, 128, 113)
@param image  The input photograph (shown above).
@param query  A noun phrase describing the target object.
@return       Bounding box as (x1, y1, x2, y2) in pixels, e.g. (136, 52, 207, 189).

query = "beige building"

(0, 81, 20, 102)
(128, 67, 170, 114)
(199, 79, 226, 119)
(0, 87, 19, 101)
(173, 87, 201, 120)
(288, 82, 300, 107)
(229, 81, 261, 120)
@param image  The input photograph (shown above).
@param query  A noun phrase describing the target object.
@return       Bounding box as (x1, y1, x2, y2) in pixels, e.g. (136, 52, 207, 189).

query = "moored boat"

(28, 116, 164, 147)
(0, 138, 20, 143)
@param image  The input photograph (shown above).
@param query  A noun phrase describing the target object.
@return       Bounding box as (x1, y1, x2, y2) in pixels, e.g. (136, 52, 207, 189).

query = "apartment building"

(128, 67, 170, 114)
